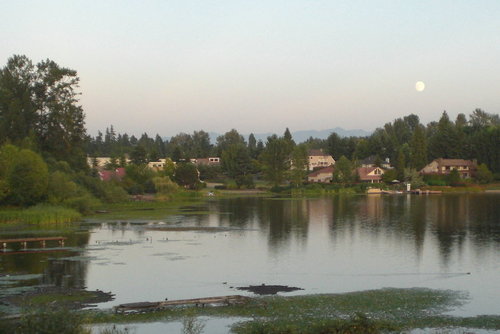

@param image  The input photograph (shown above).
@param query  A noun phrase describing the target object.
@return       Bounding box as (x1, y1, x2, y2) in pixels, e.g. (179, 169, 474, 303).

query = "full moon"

(415, 81, 425, 92)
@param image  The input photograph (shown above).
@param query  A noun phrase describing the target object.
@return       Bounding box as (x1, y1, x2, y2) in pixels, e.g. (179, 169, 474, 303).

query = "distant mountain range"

(164, 127, 372, 143)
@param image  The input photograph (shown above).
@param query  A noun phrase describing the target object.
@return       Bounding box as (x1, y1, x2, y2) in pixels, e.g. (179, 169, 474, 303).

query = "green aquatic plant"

(0, 204, 81, 224)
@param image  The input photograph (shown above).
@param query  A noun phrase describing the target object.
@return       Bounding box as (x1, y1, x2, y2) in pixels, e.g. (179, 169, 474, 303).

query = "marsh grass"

(85, 198, 206, 220)
(0, 204, 81, 224)
(84, 288, 500, 332)
(23, 291, 98, 306)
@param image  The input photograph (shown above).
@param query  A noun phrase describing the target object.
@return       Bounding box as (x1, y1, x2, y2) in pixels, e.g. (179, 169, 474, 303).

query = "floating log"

(0, 236, 67, 250)
(114, 295, 251, 313)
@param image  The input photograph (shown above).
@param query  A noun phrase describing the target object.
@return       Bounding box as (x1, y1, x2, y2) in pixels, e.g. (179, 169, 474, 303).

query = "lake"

(1, 193, 499, 324)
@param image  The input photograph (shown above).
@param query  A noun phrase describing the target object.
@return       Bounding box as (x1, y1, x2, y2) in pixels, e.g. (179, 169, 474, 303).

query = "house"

(308, 149, 335, 171)
(87, 157, 111, 169)
(99, 167, 126, 182)
(148, 159, 169, 171)
(307, 166, 334, 183)
(420, 158, 477, 178)
(356, 167, 385, 183)
(87, 157, 131, 169)
(191, 157, 221, 166)
(360, 156, 391, 169)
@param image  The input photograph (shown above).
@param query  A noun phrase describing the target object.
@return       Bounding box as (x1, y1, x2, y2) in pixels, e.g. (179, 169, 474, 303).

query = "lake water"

(1, 194, 499, 322)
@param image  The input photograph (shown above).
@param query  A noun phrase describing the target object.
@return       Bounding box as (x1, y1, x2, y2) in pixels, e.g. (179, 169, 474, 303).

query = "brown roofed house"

(356, 167, 385, 183)
(419, 158, 477, 178)
(307, 166, 334, 183)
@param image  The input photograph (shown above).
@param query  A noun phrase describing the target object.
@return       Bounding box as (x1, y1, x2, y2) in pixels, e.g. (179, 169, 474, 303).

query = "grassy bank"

(0, 204, 81, 225)
(83, 288, 500, 333)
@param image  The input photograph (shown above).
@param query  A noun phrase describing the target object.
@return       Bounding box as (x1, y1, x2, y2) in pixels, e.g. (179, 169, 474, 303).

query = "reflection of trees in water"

(432, 194, 500, 263)
(0, 228, 91, 288)
(428, 195, 468, 266)
(262, 199, 309, 252)
(212, 198, 310, 251)
(323, 194, 499, 267)
(43, 258, 88, 288)
(213, 198, 260, 228)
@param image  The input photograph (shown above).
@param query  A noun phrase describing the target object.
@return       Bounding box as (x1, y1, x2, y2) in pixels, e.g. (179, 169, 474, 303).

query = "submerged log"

(114, 295, 251, 313)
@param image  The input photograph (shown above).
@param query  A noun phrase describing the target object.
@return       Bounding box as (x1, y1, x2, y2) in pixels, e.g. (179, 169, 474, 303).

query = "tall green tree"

(0, 55, 87, 170)
(290, 144, 308, 186)
(260, 135, 290, 187)
(428, 111, 460, 159)
(221, 143, 253, 188)
(216, 129, 245, 156)
(409, 124, 427, 170)
(332, 156, 353, 184)
(192, 130, 212, 158)
(174, 163, 199, 189)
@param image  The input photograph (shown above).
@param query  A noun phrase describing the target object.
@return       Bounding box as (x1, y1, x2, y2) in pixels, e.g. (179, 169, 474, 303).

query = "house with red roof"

(307, 166, 334, 183)
(98, 167, 126, 182)
(356, 167, 385, 183)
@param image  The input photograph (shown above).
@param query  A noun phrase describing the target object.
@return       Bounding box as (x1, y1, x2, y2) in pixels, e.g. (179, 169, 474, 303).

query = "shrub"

(475, 163, 494, 184)
(63, 193, 101, 214)
(153, 176, 179, 195)
(15, 308, 89, 334)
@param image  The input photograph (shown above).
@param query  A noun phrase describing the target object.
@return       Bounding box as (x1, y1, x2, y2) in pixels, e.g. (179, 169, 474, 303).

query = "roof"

(99, 167, 126, 181)
(308, 149, 329, 157)
(356, 167, 383, 180)
(308, 166, 334, 177)
(436, 158, 476, 167)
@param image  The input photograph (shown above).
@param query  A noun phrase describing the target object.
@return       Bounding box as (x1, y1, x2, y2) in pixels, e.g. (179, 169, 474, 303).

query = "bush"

(63, 193, 101, 214)
(153, 176, 179, 195)
(15, 308, 89, 334)
(99, 182, 129, 203)
(475, 163, 494, 184)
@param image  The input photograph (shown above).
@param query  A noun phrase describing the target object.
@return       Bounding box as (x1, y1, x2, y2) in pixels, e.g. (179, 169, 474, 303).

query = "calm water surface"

(1, 194, 499, 320)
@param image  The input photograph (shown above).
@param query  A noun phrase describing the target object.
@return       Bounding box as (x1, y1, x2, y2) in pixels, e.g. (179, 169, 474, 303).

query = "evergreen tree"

(248, 133, 258, 159)
(130, 145, 148, 165)
(409, 124, 427, 170)
(290, 144, 308, 186)
(428, 111, 461, 159)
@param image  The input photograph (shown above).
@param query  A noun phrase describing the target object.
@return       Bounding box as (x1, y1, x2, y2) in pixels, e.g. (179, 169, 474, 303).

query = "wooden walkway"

(114, 295, 251, 313)
(0, 236, 67, 250)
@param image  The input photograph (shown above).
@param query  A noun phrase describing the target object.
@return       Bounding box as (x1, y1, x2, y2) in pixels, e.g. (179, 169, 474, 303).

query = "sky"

(1, 0, 499, 137)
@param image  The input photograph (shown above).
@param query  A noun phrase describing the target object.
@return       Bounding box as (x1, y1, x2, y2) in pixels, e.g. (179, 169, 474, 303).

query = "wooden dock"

(0, 236, 67, 250)
(114, 295, 252, 313)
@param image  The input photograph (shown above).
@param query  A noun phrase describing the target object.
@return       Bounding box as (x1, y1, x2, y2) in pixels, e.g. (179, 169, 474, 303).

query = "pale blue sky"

(1, 0, 499, 136)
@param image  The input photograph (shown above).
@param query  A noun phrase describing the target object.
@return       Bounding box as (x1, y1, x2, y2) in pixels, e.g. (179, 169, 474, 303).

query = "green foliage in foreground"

(232, 313, 396, 334)
(2, 308, 90, 334)
(0, 204, 81, 224)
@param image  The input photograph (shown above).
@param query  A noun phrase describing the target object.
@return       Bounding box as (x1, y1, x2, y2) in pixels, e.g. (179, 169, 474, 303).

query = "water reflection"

(1, 194, 499, 316)
(207, 195, 500, 267)
(0, 227, 90, 289)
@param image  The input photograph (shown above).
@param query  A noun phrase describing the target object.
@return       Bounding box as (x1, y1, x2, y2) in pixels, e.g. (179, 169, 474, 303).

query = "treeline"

(87, 109, 500, 177)
(86, 128, 266, 162)
(1, 54, 500, 211)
